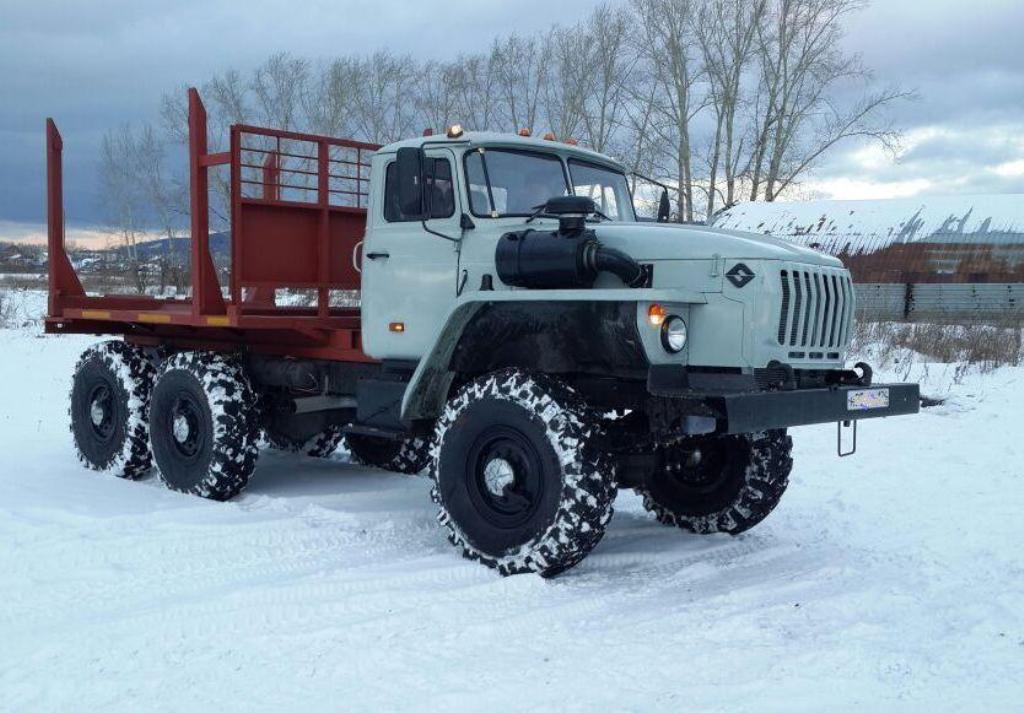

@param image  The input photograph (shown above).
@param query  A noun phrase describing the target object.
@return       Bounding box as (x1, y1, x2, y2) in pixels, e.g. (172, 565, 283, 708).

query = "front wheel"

(637, 430, 793, 535)
(431, 369, 616, 577)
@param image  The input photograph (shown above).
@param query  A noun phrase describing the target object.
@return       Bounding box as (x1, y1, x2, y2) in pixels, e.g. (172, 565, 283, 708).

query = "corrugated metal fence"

(856, 283, 1024, 321)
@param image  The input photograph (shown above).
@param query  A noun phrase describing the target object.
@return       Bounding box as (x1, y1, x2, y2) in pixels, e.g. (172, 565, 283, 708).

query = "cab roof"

(378, 131, 627, 173)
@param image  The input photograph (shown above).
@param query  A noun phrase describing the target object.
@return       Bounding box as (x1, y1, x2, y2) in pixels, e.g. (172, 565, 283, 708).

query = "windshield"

(568, 159, 636, 221)
(465, 149, 569, 217)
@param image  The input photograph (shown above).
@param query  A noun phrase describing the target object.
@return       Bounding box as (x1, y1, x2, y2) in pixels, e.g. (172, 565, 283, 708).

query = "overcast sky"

(2, 0, 1023, 243)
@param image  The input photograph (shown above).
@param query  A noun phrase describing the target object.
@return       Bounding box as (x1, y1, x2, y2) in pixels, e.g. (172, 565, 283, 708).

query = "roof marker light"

(446, 124, 464, 139)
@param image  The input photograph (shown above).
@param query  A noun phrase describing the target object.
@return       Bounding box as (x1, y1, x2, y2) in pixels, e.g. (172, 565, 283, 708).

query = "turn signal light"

(647, 304, 667, 327)
(389, 322, 406, 333)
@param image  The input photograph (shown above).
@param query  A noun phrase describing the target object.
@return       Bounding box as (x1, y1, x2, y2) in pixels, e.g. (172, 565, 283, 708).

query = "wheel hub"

(664, 439, 728, 493)
(86, 384, 114, 441)
(467, 427, 545, 528)
(173, 414, 191, 444)
(482, 457, 515, 496)
(169, 395, 203, 458)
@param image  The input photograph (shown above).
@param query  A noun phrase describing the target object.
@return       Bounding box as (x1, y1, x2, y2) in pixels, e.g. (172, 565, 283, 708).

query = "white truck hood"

(591, 222, 843, 268)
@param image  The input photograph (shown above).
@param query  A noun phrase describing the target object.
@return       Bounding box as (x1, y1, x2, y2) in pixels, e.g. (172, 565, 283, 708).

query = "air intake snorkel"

(495, 196, 647, 289)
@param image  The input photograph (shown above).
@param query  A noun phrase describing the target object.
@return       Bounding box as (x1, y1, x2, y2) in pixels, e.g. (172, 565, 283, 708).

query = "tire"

(265, 412, 345, 458)
(69, 340, 155, 479)
(150, 351, 260, 500)
(637, 430, 793, 535)
(345, 433, 432, 475)
(431, 369, 616, 577)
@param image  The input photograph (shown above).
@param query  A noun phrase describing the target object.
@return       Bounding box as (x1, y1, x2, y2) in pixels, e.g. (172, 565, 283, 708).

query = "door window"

(383, 157, 455, 222)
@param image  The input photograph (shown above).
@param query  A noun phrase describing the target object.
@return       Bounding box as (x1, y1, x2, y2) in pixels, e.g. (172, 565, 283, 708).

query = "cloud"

(808, 121, 1024, 200)
(0, 0, 601, 229)
(803, 0, 1024, 200)
(0, 220, 138, 249)
(2, 0, 1022, 230)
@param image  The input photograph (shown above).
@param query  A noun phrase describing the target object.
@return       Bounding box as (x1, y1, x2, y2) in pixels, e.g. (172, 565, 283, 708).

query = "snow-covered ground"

(1, 290, 1021, 711)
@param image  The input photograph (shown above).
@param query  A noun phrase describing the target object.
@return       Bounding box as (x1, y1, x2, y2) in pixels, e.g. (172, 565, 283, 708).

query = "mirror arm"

(421, 219, 458, 243)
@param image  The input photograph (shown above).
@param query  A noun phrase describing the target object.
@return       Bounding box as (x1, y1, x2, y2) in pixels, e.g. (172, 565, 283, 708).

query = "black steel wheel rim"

(466, 425, 546, 529)
(169, 392, 205, 460)
(86, 382, 116, 442)
(662, 437, 732, 496)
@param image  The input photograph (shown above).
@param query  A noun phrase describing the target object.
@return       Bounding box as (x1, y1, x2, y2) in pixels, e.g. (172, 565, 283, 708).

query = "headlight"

(661, 316, 687, 353)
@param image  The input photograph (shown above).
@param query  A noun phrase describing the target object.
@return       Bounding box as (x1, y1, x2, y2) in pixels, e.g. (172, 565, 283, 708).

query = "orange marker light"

(647, 304, 667, 327)
(542, 132, 556, 141)
(518, 128, 532, 137)
(389, 322, 406, 333)
(564, 138, 579, 146)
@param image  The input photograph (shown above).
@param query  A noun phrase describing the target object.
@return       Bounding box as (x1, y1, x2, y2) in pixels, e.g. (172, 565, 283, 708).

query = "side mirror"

(657, 188, 671, 223)
(395, 146, 425, 219)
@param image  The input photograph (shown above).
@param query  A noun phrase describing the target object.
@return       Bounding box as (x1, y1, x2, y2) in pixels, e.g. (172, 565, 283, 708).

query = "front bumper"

(648, 366, 920, 434)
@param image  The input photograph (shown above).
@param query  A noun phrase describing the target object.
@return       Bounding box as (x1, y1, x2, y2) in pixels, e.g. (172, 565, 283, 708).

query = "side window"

(426, 159, 455, 219)
(383, 157, 455, 222)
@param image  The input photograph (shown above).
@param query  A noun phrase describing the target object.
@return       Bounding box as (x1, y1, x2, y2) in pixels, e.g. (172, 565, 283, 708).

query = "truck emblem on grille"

(726, 263, 755, 288)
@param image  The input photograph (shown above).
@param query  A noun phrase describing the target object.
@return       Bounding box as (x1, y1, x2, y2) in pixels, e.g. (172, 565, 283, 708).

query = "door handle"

(366, 251, 390, 260)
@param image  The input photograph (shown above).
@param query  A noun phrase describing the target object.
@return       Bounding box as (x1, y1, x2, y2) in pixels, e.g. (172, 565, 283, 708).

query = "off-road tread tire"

(151, 351, 260, 501)
(638, 430, 793, 535)
(430, 369, 617, 577)
(345, 433, 433, 475)
(69, 340, 155, 479)
(266, 424, 345, 458)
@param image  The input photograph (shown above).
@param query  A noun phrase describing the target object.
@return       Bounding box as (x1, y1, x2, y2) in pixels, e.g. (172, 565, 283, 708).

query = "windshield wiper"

(525, 202, 612, 224)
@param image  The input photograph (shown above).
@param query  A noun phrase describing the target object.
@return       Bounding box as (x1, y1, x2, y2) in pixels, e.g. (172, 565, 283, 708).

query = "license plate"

(847, 388, 890, 411)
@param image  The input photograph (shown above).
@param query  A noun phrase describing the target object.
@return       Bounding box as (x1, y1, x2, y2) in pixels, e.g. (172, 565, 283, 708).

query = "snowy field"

(1, 290, 1022, 711)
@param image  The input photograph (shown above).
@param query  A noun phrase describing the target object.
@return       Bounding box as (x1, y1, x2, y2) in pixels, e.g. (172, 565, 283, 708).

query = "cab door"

(361, 148, 461, 360)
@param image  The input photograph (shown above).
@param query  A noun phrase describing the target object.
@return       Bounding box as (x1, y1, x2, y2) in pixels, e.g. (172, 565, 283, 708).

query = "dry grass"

(852, 319, 1024, 374)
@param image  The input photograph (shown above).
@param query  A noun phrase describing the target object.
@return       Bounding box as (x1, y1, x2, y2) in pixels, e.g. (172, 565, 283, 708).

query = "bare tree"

(250, 53, 310, 130)
(352, 50, 419, 143)
(539, 27, 590, 141)
(126, 0, 910, 245)
(304, 58, 360, 137)
(416, 60, 462, 135)
(579, 4, 637, 154)
(100, 126, 151, 292)
(632, 0, 706, 221)
(695, 0, 767, 218)
(747, 0, 909, 202)
(448, 53, 501, 132)
(489, 34, 547, 132)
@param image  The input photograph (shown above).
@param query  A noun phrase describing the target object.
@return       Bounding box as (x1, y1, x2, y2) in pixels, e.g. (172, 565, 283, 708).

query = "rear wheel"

(345, 433, 432, 475)
(431, 369, 616, 576)
(637, 430, 793, 535)
(69, 340, 155, 479)
(150, 352, 260, 500)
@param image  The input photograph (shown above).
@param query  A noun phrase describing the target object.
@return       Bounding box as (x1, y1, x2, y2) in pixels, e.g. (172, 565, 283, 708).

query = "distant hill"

(102, 232, 230, 264)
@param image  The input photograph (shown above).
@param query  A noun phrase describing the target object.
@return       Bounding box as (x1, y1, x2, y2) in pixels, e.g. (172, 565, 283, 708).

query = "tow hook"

(837, 419, 857, 457)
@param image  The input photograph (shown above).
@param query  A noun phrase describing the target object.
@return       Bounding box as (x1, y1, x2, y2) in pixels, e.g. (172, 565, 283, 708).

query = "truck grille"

(777, 267, 854, 349)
